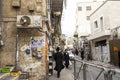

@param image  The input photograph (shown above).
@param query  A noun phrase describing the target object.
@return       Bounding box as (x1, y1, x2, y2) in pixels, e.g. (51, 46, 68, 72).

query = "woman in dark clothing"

(64, 49, 70, 68)
(75, 48, 79, 55)
(81, 48, 84, 60)
(54, 47, 64, 78)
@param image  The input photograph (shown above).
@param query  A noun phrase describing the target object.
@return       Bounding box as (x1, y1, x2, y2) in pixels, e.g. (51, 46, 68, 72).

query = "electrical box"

(28, 4, 35, 12)
(12, 0, 20, 8)
(36, 6, 42, 13)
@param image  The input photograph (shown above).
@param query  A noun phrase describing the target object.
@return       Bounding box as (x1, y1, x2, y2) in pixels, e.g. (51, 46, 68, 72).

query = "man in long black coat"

(54, 47, 64, 78)
(81, 48, 84, 60)
(64, 49, 70, 68)
(75, 48, 79, 55)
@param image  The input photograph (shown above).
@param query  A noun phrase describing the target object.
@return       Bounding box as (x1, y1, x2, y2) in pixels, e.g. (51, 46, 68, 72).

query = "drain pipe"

(15, 5, 20, 70)
(15, 30, 19, 70)
(0, 0, 2, 36)
(0, 0, 2, 21)
(0, 0, 2, 66)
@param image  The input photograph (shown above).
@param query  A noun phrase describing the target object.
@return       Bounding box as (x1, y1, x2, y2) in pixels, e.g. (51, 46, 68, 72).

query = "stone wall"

(18, 29, 47, 79)
(0, 0, 48, 79)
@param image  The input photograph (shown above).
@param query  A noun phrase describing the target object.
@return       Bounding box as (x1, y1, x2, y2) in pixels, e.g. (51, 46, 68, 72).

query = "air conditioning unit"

(17, 15, 42, 28)
(17, 15, 33, 27)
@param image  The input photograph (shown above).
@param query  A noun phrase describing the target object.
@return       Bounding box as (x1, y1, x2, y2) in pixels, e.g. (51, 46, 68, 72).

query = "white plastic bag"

(69, 60, 72, 65)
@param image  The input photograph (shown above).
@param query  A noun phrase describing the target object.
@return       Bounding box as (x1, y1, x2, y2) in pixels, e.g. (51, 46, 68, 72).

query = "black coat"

(81, 50, 84, 60)
(54, 52, 64, 71)
(75, 49, 78, 55)
(64, 52, 70, 67)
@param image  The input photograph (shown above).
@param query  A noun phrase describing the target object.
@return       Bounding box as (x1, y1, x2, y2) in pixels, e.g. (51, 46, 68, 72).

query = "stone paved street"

(48, 67, 74, 80)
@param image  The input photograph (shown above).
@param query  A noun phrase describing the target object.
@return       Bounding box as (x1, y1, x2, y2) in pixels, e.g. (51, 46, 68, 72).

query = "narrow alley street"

(48, 68, 74, 80)
(1, 0, 120, 80)
(47, 55, 120, 80)
(0, 55, 120, 80)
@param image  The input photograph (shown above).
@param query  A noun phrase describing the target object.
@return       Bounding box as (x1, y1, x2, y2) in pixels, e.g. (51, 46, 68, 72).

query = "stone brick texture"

(0, 0, 48, 79)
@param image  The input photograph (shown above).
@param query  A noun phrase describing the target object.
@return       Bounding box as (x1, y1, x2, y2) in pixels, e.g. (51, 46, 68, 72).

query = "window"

(94, 21, 98, 28)
(86, 16, 90, 20)
(78, 6, 82, 11)
(86, 6, 91, 11)
(100, 17, 103, 30)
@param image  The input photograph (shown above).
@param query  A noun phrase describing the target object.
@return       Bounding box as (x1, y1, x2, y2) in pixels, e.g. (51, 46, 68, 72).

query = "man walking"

(81, 48, 84, 60)
(64, 49, 70, 68)
(54, 47, 64, 78)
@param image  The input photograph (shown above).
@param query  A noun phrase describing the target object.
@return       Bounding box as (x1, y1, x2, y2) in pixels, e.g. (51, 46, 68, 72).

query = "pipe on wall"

(0, 0, 2, 32)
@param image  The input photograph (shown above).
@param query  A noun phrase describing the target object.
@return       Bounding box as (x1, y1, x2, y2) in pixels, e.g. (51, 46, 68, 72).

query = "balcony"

(88, 30, 111, 40)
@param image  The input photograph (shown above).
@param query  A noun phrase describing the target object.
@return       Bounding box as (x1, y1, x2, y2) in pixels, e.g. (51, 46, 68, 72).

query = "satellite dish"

(20, 16, 31, 26)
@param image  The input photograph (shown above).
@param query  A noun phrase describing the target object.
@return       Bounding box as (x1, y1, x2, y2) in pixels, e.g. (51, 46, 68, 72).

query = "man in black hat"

(54, 47, 64, 78)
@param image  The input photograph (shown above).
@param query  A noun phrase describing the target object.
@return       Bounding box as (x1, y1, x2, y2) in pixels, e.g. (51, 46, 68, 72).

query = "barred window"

(86, 16, 90, 20)
(86, 6, 91, 11)
(94, 21, 98, 28)
(78, 6, 82, 11)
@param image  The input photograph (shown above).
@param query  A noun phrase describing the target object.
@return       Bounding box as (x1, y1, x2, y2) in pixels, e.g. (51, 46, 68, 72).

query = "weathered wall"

(0, 0, 48, 79)
(18, 29, 47, 79)
(0, 22, 16, 66)
(0, 0, 17, 66)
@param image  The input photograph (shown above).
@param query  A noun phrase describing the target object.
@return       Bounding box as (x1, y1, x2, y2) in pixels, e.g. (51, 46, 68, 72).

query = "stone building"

(75, 1, 104, 60)
(88, 0, 120, 65)
(0, 0, 51, 79)
(76, 0, 104, 37)
(50, 0, 63, 49)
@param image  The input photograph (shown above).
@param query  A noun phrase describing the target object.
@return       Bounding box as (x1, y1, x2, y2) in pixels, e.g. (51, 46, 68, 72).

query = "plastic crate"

(19, 72, 29, 79)
(1, 68, 10, 73)
(10, 71, 21, 76)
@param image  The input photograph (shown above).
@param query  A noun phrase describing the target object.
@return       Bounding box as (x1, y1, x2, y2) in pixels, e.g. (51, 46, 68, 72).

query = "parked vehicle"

(67, 51, 75, 60)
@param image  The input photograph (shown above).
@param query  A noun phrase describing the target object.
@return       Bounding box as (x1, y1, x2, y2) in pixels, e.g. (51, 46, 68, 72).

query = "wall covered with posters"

(18, 30, 48, 80)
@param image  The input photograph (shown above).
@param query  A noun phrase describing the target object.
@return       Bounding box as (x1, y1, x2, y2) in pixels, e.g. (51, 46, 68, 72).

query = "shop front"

(94, 40, 109, 62)
(90, 37, 110, 63)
